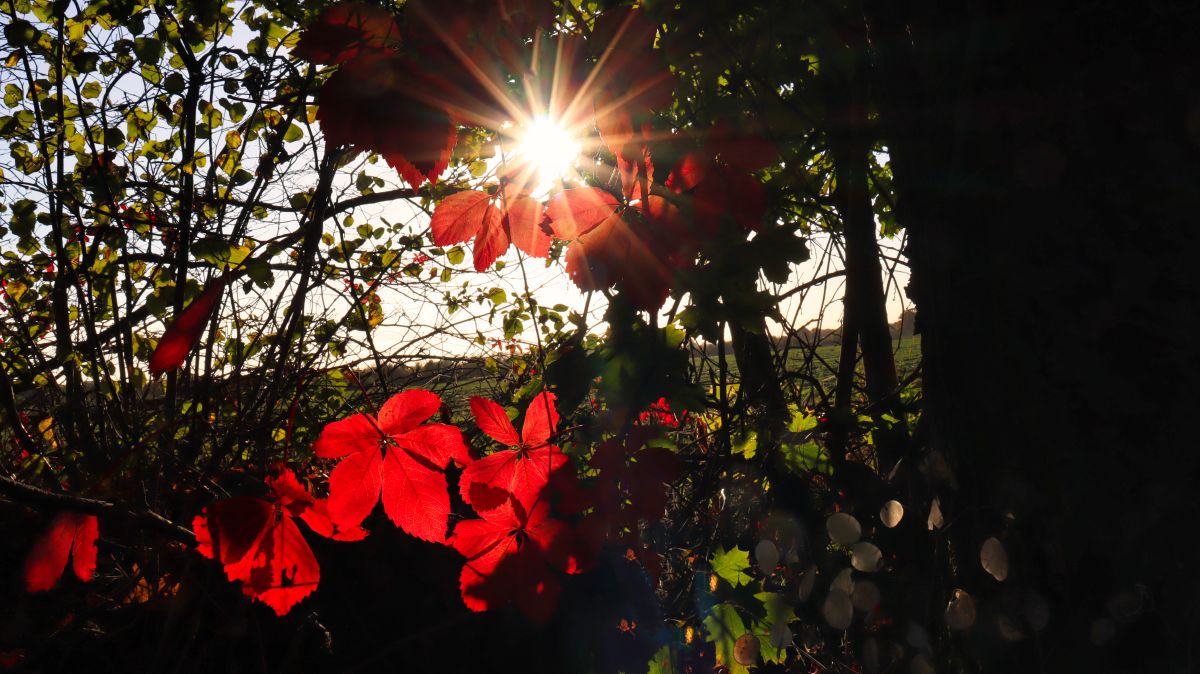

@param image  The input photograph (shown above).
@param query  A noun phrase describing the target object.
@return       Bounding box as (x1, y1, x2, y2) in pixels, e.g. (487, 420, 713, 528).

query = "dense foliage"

(5, 0, 1196, 672)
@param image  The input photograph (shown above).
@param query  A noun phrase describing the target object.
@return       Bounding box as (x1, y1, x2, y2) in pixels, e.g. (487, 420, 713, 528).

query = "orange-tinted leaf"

(149, 277, 226, 376)
(23, 512, 99, 592)
(430, 190, 506, 270)
(504, 195, 550, 258)
(545, 187, 619, 239)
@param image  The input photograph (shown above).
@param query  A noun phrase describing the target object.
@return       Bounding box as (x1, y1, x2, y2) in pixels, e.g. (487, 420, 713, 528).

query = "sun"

(514, 116, 582, 192)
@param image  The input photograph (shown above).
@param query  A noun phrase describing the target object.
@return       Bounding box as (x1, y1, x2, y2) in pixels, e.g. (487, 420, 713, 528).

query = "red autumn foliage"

(580, 428, 681, 579)
(460, 392, 578, 514)
(292, 3, 402, 66)
(667, 127, 777, 235)
(429, 187, 549, 271)
(637, 396, 682, 428)
(545, 187, 688, 310)
(296, 3, 462, 188)
(451, 498, 586, 623)
(23, 511, 99, 592)
(148, 276, 226, 376)
(314, 389, 470, 542)
(193, 467, 364, 616)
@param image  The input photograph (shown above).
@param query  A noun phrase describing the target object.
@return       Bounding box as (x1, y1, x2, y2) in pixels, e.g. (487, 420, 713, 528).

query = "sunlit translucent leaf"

(148, 277, 226, 375)
(23, 512, 99, 592)
(703, 603, 749, 674)
(711, 545, 752, 587)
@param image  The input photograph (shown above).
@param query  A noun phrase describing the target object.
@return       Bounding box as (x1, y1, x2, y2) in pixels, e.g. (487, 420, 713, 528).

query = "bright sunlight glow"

(515, 116, 582, 192)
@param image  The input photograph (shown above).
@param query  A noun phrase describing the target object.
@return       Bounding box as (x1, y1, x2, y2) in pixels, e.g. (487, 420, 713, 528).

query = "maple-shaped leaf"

(461, 392, 575, 513)
(193, 468, 357, 616)
(315, 389, 470, 542)
(293, 2, 403, 65)
(23, 511, 99, 592)
(452, 498, 585, 623)
(149, 277, 226, 376)
(430, 188, 549, 271)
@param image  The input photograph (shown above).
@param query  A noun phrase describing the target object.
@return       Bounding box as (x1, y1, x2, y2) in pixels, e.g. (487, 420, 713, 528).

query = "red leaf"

(315, 56, 457, 188)
(293, 2, 402, 65)
(470, 396, 520, 446)
(327, 448, 383, 531)
(312, 413, 379, 459)
(472, 208, 511, 271)
(521, 391, 559, 448)
(149, 277, 225, 376)
(319, 389, 469, 540)
(545, 187, 619, 240)
(460, 444, 571, 513)
(240, 514, 320, 616)
(194, 469, 350, 616)
(463, 392, 565, 512)
(504, 194, 550, 258)
(377, 388, 442, 435)
(451, 500, 583, 622)
(429, 190, 545, 271)
(396, 423, 472, 468)
(268, 468, 368, 541)
(430, 191, 497, 247)
(23, 512, 98, 593)
(380, 446, 452, 543)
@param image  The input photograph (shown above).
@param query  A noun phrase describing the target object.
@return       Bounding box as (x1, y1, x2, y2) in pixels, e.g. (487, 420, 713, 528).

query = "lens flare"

(515, 116, 582, 191)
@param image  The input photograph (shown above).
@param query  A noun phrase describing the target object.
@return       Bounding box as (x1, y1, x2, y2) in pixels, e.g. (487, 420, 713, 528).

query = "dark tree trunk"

(865, 1, 1200, 670)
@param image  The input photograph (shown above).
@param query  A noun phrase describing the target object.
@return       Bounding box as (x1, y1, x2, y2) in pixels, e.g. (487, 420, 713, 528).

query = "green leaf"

(447, 246, 465, 265)
(4, 19, 39, 48)
(703, 603, 749, 674)
(4, 84, 21, 107)
(133, 37, 163, 63)
(80, 81, 101, 99)
(712, 545, 753, 588)
(646, 645, 677, 674)
(752, 593, 797, 664)
(283, 123, 303, 142)
(732, 430, 758, 459)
